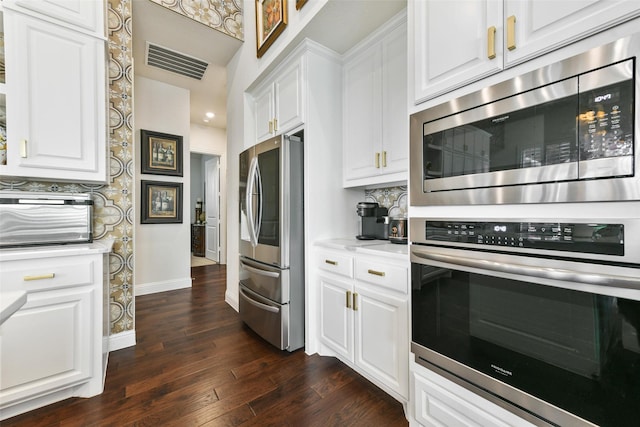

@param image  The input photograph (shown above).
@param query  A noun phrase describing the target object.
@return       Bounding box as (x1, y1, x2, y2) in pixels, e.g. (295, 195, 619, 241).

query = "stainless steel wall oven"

(410, 217, 640, 426)
(410, 34, 640, 206)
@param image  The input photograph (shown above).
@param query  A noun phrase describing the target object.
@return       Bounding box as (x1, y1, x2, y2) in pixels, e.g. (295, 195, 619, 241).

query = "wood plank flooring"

(3, 264, 409, 426)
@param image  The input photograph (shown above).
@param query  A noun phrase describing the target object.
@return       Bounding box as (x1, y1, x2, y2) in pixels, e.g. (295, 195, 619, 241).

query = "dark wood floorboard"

(2, 264, 408, 426)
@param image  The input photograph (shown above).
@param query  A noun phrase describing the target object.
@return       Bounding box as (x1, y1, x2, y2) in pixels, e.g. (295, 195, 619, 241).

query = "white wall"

(134, 76, 192, 295)
(190, 124, 227, 264)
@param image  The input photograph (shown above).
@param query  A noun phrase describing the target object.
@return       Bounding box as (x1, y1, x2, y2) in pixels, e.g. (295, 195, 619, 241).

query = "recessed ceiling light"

(206, 112, 215, 118)
(203, 119, 210, 123)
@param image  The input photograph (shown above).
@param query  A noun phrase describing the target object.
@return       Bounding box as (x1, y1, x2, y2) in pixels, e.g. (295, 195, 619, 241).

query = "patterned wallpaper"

(149, 0, 243, 40)
(0, 0, 135, 335)
(364, 186, 407, 217)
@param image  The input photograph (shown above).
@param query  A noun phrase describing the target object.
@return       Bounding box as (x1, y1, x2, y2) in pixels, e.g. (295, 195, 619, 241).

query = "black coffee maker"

(356, 202, 388, 240)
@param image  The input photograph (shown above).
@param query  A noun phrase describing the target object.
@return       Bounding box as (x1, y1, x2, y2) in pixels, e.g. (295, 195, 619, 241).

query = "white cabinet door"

(343, 43, 381, 182)
(254, 84, 275, 143)
(274, 59, 304, 136)
(3, 10, 107, 182)
(381, 21, 408, 176)
(504, 0, 640, 66)
(413, 0, 503, 104)
(354, 284, 408, 399)
(318, 275, 353, 361)
(6, 0, 105, 35)
(0, 286, 94, 406)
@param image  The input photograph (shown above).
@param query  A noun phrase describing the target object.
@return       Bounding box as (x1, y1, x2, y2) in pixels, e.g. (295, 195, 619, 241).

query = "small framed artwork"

(295, 0, 307, 10)
(141, 180, 183, 224)
(141, 129, 183, 177)
(255, 0, 287, 58)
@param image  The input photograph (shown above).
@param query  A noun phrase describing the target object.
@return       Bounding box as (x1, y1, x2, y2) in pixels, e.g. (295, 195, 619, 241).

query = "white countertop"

(315, 238, 408, 259)
(0, 238, 115, 262)
(0, 290, 27, 326)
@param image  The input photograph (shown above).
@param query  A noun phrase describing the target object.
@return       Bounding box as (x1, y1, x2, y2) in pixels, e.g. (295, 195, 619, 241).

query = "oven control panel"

(425, 221, 624, 256)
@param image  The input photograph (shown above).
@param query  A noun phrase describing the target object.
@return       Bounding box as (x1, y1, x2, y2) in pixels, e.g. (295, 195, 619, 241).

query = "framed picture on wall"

(255, 0, 287, 58)
(296, 0, 307, 10)
(141, 180, 183, 224)
(141, 129, 183, 176)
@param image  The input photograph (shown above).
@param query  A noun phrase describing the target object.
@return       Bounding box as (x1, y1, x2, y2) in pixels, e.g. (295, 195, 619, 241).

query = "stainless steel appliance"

(410, 217, 640, 426)
(356, 201, 389, 240)
(410, 33, 639, 206)
(239, 134, 304, 351)
(0, 191, 93, 248)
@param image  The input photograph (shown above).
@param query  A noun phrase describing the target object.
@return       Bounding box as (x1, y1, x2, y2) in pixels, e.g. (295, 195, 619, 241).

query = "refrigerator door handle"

(241, 261, 281, 278)
(246, 157, 259, 246)
(255, 161, 263, 241)
(240, 288, 280, 313)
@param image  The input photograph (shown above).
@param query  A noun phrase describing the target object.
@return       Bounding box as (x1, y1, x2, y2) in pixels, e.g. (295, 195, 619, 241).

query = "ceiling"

(132, 0, 407, 131)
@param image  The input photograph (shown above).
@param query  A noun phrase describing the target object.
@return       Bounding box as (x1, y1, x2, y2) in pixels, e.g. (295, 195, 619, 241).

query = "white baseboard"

(108, 330, 136, 351)
(225, 290, 239, 312)
(136, 276, 192, 296)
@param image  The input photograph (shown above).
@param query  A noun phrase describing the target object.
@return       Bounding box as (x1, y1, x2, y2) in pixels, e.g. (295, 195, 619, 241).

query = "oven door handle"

(412, 250, 640, 289)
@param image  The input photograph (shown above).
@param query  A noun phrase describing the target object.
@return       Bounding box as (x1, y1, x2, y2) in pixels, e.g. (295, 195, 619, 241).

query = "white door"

(205, 157, 220, 262)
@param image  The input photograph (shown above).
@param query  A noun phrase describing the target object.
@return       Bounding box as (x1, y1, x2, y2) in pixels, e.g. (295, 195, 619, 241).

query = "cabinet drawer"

(355, 258, 407, 293)
(316, 250, 354, 278)
(0, 257, 95, 292)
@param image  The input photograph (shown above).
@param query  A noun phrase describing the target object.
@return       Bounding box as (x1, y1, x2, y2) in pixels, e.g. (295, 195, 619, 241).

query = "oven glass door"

(411, 263, 640, 427)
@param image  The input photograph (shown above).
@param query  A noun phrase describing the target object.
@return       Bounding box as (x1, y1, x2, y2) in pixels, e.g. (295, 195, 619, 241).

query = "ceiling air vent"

(146, 42, 208, 80)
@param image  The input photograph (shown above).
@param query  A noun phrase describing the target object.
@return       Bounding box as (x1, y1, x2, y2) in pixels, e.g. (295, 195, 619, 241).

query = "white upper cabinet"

(253, 56, 304, 143)
(0, 2, 107, 183)
(3, 0, 105, 36)
(343, 11, 408, 188)
(412, 0, 640, 104)
(412, 0, 503, 104)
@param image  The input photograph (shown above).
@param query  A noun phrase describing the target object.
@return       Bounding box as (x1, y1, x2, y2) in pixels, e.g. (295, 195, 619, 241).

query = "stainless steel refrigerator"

(239, 134, 304, 351)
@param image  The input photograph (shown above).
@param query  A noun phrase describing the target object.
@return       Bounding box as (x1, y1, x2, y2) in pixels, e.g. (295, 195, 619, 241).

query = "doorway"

(190, 152, 221, 263)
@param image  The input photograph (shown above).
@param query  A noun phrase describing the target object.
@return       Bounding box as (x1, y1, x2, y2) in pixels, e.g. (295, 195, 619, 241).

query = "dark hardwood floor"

(3, 264, 409, 426)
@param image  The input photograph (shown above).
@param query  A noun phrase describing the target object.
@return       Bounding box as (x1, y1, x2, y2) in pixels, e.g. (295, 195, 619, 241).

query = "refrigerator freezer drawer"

(239, 257, 289, 304)
(239, 285, 289, 350)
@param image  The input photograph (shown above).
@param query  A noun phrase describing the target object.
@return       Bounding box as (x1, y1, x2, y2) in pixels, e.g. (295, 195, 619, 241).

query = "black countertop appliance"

(356, 202, 388, 240)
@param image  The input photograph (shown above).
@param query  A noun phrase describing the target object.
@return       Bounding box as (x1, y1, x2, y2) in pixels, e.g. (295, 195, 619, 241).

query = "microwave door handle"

(412, 250, 640, 289)
(240, 288, 280, 313)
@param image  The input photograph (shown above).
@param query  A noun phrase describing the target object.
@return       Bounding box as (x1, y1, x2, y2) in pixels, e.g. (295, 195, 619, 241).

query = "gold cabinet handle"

(325, 259, 337, 266)
(382, 151, 387, 167)
(487, 26, 496, 59)
(375, 152, 380, 168)
(367, 269, 385, 277)
(353, 292, 358, 311)
(507, 15, 516, 51)
(20, 139, 28, 158)
(268, 120, 273, 134)
(23, 273, 55, 281)
(273, 118, 278, 132)
(346, 290, 352, 308)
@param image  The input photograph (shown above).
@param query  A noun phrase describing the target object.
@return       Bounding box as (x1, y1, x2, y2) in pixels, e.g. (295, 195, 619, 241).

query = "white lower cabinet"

(0, 246, 110, 420)
(316, 245, 409, 401)
(411, 362, 535, 427)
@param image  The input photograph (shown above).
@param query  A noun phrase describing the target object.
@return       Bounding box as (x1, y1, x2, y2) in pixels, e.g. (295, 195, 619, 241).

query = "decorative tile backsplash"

(364, 186, 407, 217)
(149, 0, 243, 40)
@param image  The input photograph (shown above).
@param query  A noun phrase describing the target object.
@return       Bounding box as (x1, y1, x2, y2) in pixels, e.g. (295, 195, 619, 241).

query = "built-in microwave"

(410, 33, 639, 206)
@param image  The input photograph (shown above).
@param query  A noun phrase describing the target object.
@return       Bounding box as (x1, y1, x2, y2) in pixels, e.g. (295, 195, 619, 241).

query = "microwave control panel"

(425, 221, 624, 256)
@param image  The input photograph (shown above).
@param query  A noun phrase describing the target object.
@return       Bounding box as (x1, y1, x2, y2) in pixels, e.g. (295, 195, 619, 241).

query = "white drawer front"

(316, 250, 354, 279)
(355, 258, 407, 293)
(0, 257, 95, 292)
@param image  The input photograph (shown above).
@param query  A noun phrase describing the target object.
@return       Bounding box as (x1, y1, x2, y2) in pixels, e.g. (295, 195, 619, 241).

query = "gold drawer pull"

(20, 139, 28, 158)
(367, 269, 385, 277)
(23, 273, 55, 281)
(325, 259, 338, 266)
(382, 151, 387, 167)
(353, 292, 358, 311)
(346, 290, 352, 308)
(375, 152, 380, 168)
